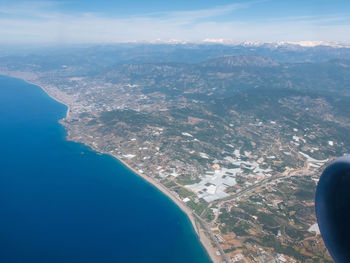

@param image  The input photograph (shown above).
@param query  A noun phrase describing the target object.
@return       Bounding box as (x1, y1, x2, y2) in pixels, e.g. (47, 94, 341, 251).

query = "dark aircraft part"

(316, 156, 350, 263)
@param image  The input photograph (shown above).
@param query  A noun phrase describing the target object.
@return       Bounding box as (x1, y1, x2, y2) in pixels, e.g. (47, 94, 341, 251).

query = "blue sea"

(0, 75, 211, 263)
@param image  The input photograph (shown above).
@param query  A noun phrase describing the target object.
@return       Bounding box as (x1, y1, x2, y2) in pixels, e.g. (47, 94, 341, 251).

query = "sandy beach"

(26, 80, 72, 120)
(110, 154, 220, 263)
(0, 71, 71, 119)
(1, 73, 220, 263)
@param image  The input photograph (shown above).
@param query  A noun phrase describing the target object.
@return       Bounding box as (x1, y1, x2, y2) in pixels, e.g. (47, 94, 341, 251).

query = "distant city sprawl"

(1, 42, 348, 262)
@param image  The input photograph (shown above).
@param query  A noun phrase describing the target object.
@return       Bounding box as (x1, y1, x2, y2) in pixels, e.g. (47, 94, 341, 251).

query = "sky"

(0, 0, 350, 44)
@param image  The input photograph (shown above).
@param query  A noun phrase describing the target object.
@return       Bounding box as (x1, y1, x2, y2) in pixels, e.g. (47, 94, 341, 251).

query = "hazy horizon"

(0, 0, 350, 44)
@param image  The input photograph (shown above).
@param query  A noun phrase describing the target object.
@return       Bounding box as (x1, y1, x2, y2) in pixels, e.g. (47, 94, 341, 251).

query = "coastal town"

(2, 43, 350, 262)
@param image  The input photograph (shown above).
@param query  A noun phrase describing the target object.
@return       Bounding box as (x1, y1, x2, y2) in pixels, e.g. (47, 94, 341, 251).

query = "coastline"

(0, 72, 71, 119)
(2, 73, 220, 263)
(26, 80, 71, 120)
(111, 154, 219, 263)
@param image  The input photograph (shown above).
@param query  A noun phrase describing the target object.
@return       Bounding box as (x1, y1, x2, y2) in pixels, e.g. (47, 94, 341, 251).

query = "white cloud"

(0, 1, 349, 43)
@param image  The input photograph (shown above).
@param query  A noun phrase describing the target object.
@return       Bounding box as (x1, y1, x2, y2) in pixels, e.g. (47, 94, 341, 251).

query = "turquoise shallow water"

(0, 75, 211, 263)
